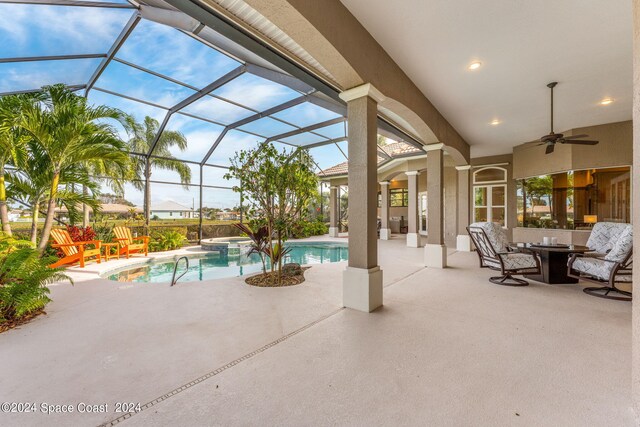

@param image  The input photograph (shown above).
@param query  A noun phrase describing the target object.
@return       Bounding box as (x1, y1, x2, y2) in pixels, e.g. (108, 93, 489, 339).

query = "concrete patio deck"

(0, 237, 634, 426)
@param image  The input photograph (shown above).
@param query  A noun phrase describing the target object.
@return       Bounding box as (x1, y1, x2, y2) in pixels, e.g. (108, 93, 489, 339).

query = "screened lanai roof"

(0, 0, 423, 181)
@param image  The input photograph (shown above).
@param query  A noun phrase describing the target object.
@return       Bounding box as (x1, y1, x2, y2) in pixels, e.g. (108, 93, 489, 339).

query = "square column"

(455, 165, 472, 251)
(405, 171, 422, 247)
(329, 186, 339, 237)
(631, 0, 640, 417)
(424, 143, 447, 268)
(339, 83, 384, 312)
(379, 181, 391, 240)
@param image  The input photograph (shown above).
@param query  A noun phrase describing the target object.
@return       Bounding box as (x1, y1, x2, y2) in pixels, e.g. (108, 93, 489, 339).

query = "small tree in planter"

(225, 143, 318, 285)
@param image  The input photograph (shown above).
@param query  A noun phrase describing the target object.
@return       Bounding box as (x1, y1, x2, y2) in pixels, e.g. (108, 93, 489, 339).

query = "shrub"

(0, 247, 70, 328)
(91, 222, 114, 243)
(290, 220, 328, 239)
(149, 230, 187, 252)
(66, 225, 97, 242)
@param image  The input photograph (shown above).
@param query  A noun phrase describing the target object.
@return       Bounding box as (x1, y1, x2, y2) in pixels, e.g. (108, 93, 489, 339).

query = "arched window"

(473, 167, 507, 227)
(473, 167, 507, 184)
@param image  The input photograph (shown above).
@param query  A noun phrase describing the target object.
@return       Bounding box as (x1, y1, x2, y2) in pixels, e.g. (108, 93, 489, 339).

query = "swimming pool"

(104, 242, 348, 283)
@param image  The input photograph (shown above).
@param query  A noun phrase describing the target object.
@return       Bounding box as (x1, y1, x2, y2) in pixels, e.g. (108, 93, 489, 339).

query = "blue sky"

(0, 3, 349, 209)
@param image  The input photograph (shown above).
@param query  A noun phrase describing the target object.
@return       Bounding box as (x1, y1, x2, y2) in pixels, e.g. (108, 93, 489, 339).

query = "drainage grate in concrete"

(99, 307, 344, 427)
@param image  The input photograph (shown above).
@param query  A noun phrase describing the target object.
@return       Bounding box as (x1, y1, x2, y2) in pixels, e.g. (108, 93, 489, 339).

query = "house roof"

(55, 203, 141, 214)
(319, 141, 423, 177)
(150, 200, 194, 212)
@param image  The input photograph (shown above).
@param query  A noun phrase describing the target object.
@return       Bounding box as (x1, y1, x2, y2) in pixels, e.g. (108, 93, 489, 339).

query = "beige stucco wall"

(631, 0, 640, 416)
(513, 120, 632, 179)
(325, 156, 458, 247)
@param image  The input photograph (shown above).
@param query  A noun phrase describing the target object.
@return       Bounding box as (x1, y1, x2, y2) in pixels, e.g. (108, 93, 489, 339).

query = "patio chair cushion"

(469, 222, 508, 253)
(586, 222, 630, 254)
(571, 257, 633, 282)
(604, 225, 633, 263)
(499, 253, 538, 272)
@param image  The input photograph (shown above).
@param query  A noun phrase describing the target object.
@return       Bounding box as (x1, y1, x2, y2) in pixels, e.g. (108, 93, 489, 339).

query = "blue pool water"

(104, 242, 348, 283)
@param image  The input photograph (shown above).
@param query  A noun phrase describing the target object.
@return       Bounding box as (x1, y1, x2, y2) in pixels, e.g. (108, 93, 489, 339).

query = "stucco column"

(406, 171, 422, 247)
(424, 143, 447, 267)
(328, 186, 339, 237)
(455, 165, 472, 251)
(631, 0, 640, 417)
(339, 83, 384, 312)
(379, 181, 391, 240)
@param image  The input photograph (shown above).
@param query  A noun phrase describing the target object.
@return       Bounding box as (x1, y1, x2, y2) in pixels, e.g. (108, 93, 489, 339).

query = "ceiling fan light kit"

(537, 82, 600, 154)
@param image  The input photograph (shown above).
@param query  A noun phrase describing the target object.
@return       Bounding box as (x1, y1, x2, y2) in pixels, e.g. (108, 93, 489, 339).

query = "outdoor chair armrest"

(133, 236, 150, 242)
(51, 240, 100, 248)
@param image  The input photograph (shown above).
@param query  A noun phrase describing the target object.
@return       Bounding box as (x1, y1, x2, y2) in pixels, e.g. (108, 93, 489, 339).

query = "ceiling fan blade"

(563, 139, 599, 145)
(563, 134, 589, 140)
(545, 143, 555, 154)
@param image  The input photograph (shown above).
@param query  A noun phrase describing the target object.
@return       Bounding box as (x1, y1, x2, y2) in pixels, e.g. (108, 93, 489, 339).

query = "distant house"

(149, 201, 195, 219)
(8, 210, 22, 222)
(54, 203, 142, 220)
(215, 211, 241, 221)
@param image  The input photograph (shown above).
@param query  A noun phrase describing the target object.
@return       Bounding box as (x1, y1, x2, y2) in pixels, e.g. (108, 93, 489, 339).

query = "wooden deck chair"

(49, 228, 101, 268)
(113, 226, 149, 259)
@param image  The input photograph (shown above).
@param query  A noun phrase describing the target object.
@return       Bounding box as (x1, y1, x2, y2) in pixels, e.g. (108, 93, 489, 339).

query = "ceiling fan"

(538, 82, 599, 154)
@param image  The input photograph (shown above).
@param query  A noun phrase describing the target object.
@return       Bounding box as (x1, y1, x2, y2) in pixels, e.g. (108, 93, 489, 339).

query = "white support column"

(339, 83, 384, 312)
(379, 181, 391, 240)
(329, 186, 339, 237)
(405, 171, 422, 247)
(424, 143, 447, 268)
(455, 165, 472, 251)
(631, 0, 640, 417)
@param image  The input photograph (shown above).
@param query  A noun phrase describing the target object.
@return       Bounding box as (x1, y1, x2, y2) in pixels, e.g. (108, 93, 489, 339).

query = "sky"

(0, 2, 349, 209)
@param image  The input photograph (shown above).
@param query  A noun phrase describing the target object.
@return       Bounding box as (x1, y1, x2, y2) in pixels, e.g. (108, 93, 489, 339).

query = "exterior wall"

(511, 120, 632, 244)
(150, 211, 194, 219)
(325, 154, 458, 247)
(513, 120, 632, 178)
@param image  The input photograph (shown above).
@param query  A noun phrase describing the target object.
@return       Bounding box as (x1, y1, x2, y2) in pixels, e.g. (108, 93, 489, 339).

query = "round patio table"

(510, 243, 592, 284)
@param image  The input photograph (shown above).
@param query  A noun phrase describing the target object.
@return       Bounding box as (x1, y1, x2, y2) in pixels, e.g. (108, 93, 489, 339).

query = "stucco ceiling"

(340, 0, 633, 157)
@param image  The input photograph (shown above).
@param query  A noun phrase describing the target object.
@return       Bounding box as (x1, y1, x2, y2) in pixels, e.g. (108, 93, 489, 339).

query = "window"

(390, 188, 409, 207)
(473, 167, 507, 226)
(516, 166, 631, 229)
(474, 167, 507, 183)
(474, 185, 506, 226)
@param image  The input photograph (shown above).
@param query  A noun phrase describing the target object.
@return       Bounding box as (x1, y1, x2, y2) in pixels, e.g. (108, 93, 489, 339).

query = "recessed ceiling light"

(489, 119, 501, 126)
(599, 98, 614, 106)
(468, 61, 482, 70)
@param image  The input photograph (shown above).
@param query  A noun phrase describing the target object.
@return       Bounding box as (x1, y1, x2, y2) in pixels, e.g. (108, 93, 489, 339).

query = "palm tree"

(0, 93, 41, 236)
(18, 85, 130, 252)
(8, 149, 100, 243)
(124, 116, 191, 232)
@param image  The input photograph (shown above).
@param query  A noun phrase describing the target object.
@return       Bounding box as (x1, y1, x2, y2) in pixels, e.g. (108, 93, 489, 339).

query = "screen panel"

(0, 59, 101, 93)
(0, 4, 132, 58)
(115, 19, 240, 89)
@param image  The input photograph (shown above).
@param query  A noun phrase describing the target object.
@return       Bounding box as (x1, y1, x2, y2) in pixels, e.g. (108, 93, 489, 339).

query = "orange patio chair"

(113, 226, 149, 259)
(49, 228, 101, 268)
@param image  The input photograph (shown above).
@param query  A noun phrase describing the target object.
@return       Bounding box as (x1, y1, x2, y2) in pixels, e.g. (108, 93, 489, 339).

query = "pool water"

(104, 242, 348, 283)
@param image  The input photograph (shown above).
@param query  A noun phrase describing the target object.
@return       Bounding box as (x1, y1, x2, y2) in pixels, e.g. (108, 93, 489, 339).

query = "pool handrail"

(170, 256, 190, 287)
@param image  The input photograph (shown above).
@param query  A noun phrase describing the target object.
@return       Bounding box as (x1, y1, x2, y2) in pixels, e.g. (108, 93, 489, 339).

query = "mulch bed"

(0, 309, 45, 334)
(245, 267, 310, 287)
